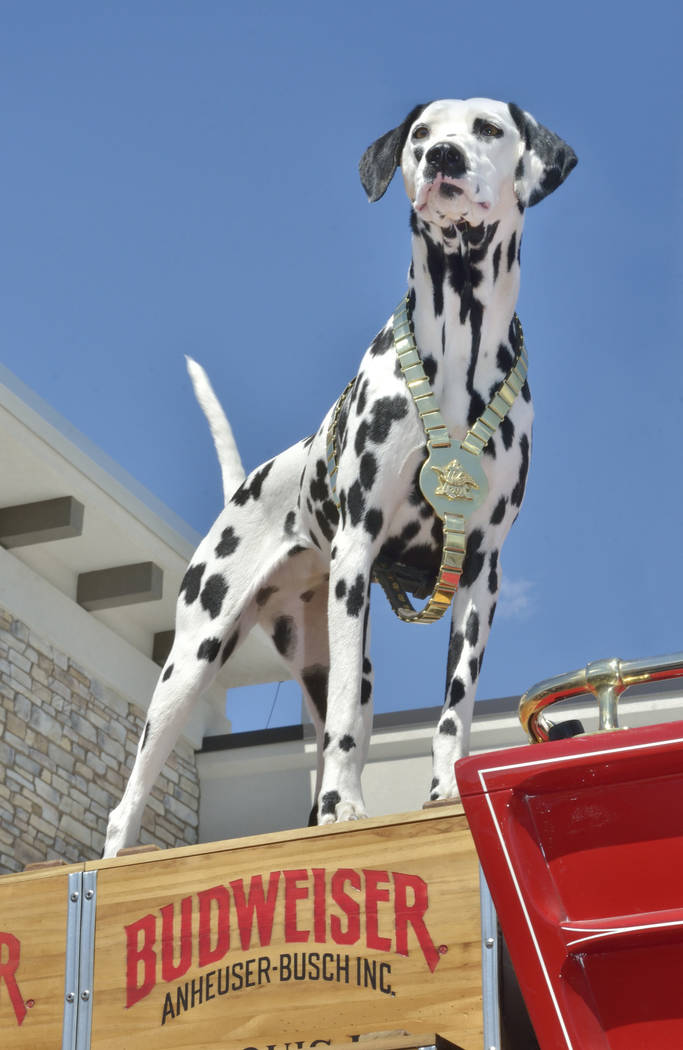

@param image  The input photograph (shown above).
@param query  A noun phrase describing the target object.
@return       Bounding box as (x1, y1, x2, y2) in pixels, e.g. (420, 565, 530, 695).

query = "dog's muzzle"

(415, 142, 476, 215)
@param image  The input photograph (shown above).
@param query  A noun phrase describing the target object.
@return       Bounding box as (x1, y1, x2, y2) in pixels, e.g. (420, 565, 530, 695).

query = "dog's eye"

(477, 120, 503, 139)
(412, 124, 430, 141)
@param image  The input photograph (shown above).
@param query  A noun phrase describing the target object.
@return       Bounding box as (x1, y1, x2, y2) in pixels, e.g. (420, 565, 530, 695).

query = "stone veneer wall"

(0, 604, 199, 874)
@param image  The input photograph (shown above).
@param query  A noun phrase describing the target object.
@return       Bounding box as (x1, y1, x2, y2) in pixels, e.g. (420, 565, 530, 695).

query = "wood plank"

(89, 809, 482, 1050)
(85, 806, 467, 874)
(0, 864, 83, 1047)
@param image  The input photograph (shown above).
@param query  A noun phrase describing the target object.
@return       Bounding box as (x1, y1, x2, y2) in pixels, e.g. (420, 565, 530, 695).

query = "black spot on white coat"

(215, 527, 240, 558)
(346, 575, 365, 618)
(449, 678, 466, 706)
(315, 509, 335, 543)
(465, 609, 480, 646)
(302, 664, 328, 721)
(500, 416, 515, 450)
(360, 452, 377, 490)
(320, 790, 340, 816)
(497, 345, 514, 373)
(511, 434, 530, 507)
(447, 631, 464, 678)
(272, 616, 296, 658)
(200, 574, 228, 619)
(347, 481, 365, 526)
(460, 530, 485, 588)
(180, 563, 205, 605)
(197, 637, 221, 662)
(221, 630, 239, 665)
(492, 242, 502, 282)
(422, 355, 438, 382)
(490, 497, 507, 525)
(364, 508, 383, 540)
(489, 551, 499, 594)
(256, 585, 278, 607)
(507, 232, 517, 271)
(369, 327, 393, 357)
(231, 460, 275, 506)
(310, 460, 328, 503)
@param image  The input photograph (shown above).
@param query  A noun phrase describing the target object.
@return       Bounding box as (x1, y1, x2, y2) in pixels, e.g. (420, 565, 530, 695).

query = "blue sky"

(2, 3, 681, 732)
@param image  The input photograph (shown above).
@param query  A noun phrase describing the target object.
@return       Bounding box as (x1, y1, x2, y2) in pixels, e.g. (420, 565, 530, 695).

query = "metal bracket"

(480, 866, 501, 1050)
(62, 871, 97, 1050)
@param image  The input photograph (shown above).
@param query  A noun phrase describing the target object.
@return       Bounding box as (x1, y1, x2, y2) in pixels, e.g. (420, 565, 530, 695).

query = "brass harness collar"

(327, 295, 528, 624)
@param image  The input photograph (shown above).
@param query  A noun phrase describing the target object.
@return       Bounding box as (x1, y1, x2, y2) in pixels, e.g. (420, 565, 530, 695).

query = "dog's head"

(359, 98, 577, 230)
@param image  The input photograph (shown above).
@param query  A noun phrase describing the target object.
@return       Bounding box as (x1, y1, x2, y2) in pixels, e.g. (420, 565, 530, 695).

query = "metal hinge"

(62, 870, 97, 1050)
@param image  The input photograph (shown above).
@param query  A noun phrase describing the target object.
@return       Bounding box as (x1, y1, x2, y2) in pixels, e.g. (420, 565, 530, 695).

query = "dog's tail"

(186, 356, 246, 502)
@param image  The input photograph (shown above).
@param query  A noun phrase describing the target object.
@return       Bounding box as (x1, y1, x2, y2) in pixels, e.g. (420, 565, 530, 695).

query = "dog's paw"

(427, 773, 461, 804)
(317, 791, 367, 825)
(336, 799, 368, 823)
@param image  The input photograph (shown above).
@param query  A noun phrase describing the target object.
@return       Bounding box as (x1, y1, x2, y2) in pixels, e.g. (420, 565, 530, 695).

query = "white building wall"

(197, 681, 683, 844)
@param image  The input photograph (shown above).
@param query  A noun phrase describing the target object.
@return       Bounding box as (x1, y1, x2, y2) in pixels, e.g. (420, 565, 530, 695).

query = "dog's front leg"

(430, 528, 502, 800)
(317, 546, 373, 824)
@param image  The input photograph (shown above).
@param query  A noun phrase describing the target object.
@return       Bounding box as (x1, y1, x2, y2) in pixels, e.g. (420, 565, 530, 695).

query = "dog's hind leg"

(103, 647, 217, 856)
(103, 574, 261, 858)
(257, 576, 331, 826)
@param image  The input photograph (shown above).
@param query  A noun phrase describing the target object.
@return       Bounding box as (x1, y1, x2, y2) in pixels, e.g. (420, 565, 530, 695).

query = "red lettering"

(125, 915, 156, 1008)
(124, 863, 441, 1009)
(364, 869, 392, 951)
(284, 869, 310, 942)
(393, 871, 440, 972)
(329, 868, 361, 945)
(161, 896, 192, 982)
(312, 868, 326, 942)
(230, 872, 281, 950)
(0, 932, 26, 1026)
(197, 885, 230, 967)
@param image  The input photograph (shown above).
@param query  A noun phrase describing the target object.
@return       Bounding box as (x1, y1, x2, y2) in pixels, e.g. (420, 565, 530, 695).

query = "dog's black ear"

(359, 103, 430, 202)
(508, 102, 577, 208)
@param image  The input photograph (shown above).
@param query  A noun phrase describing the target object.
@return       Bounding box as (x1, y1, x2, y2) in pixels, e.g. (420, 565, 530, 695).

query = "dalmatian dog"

(103, 98, 576, 857)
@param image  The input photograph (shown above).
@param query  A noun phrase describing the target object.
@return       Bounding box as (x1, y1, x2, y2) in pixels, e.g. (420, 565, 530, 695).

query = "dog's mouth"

(414, 174, 491, 219)
(437, 182, 463, 200)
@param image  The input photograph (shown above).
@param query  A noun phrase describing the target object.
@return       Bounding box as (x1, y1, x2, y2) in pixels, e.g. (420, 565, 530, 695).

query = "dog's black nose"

(425, 141, 466, 178)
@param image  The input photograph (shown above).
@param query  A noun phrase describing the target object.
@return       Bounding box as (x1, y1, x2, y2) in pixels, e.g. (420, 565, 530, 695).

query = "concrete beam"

(152, 630, 174, 667)
(77, 561, 163, 611)
(0, 496, 84, 548)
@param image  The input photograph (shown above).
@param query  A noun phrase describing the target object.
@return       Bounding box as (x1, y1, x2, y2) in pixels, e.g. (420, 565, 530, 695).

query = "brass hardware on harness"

(519, 651, 683, 743)
(326, 294, 527, 624)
